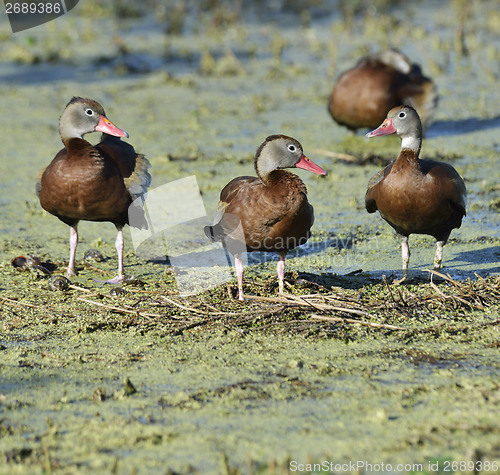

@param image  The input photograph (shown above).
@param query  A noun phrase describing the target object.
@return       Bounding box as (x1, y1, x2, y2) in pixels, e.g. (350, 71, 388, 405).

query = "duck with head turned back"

(328, 49, 437, 133)
(37, 97, 151, 283)
(204, 135, 327, 300)
(365, 105, 466, 275)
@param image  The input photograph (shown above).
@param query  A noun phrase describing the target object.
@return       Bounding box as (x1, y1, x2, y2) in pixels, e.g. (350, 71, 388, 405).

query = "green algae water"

(0, 1, 499, 473)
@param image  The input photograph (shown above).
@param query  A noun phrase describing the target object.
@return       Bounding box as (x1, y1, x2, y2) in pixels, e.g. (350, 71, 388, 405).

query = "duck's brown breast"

(367, 157, 466, 238)
(221, 171, 314, 252)
(38, 139, 132, 226)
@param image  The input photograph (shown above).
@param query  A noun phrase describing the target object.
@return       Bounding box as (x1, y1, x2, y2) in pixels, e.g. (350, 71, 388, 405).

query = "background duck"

(205, 134, 327, 300)
(328, 49, 437, 132)
(365, 105, 466, 275)
(37, 97, 151, 283)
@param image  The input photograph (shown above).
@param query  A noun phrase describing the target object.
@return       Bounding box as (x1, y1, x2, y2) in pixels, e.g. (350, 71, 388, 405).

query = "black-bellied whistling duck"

(328, 49, 437, 132)
(204, 135, 327, 300)
(37, 97, 151, 283)
(365, 105, 466, 274)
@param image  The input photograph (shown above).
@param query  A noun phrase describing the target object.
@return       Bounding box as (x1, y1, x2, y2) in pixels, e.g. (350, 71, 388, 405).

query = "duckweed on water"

(1, 257, 499, 472)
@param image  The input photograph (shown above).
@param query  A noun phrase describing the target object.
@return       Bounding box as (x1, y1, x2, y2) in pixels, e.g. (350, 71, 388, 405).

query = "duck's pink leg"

(234, 255, 244, 300)
(67, 226, 78, 278)
(107, 228, 125, 284)
(401, 236, 410, 276)
(95, 228, 124, 284)
(277, 252, 286, 294)
(115, 228, 124, 278)
(433, 240, 444, 269)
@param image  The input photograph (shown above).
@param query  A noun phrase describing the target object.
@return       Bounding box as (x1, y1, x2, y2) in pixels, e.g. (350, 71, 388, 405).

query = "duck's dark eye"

(288, 144, 296, 152)
(85, 108, 94, 116)
(398, 111, 406, 119)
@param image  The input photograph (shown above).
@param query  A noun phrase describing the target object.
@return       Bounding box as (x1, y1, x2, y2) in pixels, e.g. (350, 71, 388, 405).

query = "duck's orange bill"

(295, 154, 327, 175)
(95, 115, 129, 138)
(366, 118, 397, 138)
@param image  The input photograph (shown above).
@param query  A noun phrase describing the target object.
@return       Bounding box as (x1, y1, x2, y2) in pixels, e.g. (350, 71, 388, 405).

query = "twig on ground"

(0, 296, 39, 308)
(77, 297, 163, 318)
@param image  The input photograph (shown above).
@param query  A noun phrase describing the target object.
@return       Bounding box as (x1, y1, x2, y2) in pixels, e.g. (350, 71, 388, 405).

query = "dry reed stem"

(312, 148, 359, 163)
(68, 284, 94, 293)
(162, 296, 236, 316)
(77, 297, 163, 318)
(0, 296, 39, 308)
(281, 292, 371, 317)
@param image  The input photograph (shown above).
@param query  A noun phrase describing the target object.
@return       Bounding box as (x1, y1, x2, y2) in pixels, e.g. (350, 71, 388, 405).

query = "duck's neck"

(391, 135, 422, 172)
(257, 168, 289, 186)
(255, 150, 279, 185)
(400, 136, 421, 156)
(59, 123, 85, 147)
(59, 106, 90, 147)
(62, 137, 95, 156)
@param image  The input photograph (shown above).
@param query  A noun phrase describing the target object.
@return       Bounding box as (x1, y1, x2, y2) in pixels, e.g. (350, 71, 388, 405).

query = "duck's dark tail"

(204, 215, 246, 256)
(205, 207, 243, 241)
(204, 223, 220, 242)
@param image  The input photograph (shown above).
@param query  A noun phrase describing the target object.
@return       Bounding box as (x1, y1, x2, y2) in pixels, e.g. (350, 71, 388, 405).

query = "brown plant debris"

(2, 271, 499, 338)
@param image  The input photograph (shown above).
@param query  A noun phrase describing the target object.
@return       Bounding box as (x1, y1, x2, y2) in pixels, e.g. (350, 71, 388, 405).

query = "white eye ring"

(398, 111, 406, 119)
(288, 144, 296, 152)
(85, 108, 94, 116)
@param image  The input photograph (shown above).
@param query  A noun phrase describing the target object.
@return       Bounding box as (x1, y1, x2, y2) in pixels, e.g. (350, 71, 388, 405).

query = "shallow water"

(0, 2, 498, 279)
(0, 0, 499, 473)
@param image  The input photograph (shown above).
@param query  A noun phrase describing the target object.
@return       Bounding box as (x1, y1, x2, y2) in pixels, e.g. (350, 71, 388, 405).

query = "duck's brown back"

(329, 61, 400, 131)
(96, 134, 151, 202)
(329, 58, 436, 131)
(216, 171, 314, 252)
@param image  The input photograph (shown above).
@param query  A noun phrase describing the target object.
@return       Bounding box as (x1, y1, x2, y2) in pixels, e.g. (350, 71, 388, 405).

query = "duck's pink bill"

(95, 115, 129, 138)
(295, 154, 327, 175)
(366, 118, 397, 138)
